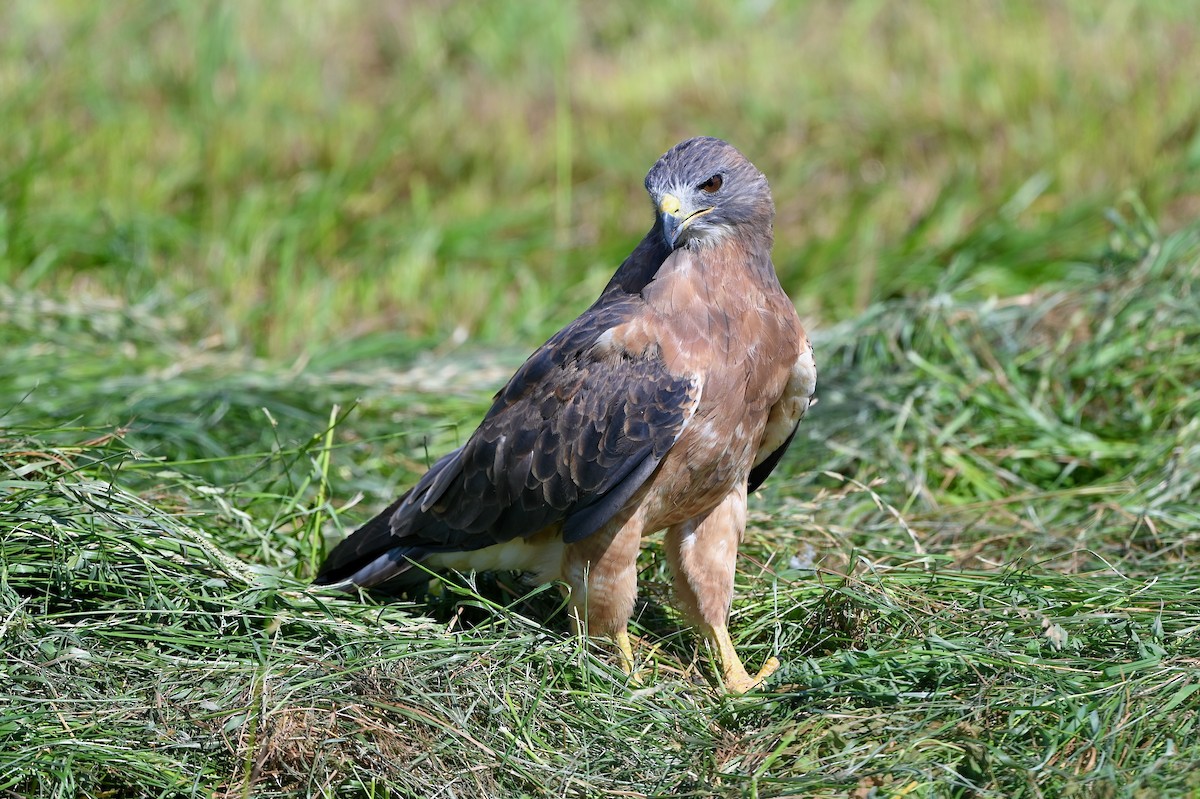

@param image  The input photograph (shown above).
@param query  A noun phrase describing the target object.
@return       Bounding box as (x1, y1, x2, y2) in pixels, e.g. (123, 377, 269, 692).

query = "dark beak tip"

(661, 213, 682, 248)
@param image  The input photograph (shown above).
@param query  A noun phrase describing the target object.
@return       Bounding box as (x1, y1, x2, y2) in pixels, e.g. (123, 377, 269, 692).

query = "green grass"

(4, 2, 1200, 797)
(4, 219, 1199, 797)
(3, 1, 1200, 353)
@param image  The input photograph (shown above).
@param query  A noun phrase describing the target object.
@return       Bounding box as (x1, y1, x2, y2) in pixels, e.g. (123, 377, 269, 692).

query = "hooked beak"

(659, 193, 713, 249)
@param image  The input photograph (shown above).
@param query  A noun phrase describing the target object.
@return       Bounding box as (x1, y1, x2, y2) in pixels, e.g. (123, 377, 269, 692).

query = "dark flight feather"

(314, 250, 698, 590)
(747, 422, 799, 494)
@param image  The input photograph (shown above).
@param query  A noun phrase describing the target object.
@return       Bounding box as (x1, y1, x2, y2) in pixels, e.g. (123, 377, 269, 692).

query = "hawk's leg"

(665, 488, 778, 693)
(613, 628, 637, 677)
(563, 505, 644, 680)
(708, 623, 780, 694)
(567, 606, 638, 679)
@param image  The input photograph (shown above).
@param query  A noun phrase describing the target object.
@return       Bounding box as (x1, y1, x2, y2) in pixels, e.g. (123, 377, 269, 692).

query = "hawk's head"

(644, 137, 774, 251)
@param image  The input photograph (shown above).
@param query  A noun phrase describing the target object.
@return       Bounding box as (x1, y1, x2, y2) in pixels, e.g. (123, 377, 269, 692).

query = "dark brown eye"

(698, 174, 723, 193)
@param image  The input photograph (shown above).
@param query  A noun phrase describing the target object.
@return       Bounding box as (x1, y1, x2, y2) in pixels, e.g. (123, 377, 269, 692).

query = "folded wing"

(314, 297, 699, 589)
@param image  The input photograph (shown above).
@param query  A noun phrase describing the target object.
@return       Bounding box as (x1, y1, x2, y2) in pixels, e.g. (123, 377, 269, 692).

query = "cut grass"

(4, 2, 1200, 795)
(3, 220, 1199, 797)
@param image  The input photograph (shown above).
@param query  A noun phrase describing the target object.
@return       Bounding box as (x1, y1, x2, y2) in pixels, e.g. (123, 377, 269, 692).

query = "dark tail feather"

(313, 494, 426, 589)
(747, 422, 798, 494)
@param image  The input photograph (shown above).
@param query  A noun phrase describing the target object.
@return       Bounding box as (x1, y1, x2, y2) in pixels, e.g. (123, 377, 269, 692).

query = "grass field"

(3, 2, 1200, 797)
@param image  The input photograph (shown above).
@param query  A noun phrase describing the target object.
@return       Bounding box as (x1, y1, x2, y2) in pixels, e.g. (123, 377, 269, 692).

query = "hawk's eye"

(698, 174, 723, 193)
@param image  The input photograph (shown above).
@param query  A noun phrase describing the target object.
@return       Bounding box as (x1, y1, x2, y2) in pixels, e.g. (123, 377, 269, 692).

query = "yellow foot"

(613, 629, 643, 684)
(723, 656, 781, 694)
(708, 623, 780, 694)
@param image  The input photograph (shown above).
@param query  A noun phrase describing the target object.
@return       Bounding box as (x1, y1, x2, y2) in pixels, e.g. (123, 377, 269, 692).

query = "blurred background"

(3, 0, 1198, 356)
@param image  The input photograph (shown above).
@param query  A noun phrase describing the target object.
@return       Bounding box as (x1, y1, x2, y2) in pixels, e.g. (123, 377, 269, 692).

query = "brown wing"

(313, 293, 699, 589)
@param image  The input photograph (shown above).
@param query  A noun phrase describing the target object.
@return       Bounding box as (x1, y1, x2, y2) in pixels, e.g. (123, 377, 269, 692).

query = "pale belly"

(427, 532, 566, 582)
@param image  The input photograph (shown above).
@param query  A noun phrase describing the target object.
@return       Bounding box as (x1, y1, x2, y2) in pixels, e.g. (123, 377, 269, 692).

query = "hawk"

(314, 137, 816, 693)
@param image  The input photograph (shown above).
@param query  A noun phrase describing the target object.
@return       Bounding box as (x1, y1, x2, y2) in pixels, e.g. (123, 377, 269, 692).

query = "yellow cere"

(659, 193, 682, 216)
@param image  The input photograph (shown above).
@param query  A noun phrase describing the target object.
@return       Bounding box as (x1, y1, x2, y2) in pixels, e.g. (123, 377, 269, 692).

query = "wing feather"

(313, 293, 699, 589)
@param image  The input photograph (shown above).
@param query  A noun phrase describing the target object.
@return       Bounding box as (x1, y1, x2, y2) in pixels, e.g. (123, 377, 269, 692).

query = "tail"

(312, 493, 430, 591)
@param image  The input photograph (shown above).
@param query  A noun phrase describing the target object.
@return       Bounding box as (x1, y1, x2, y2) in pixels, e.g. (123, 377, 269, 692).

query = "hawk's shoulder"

(399, 293, 701, 547)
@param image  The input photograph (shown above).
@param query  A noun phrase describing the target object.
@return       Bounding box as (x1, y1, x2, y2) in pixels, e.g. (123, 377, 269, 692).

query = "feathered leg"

(665, 487, 779, 693)
(562, 505, 645, 678)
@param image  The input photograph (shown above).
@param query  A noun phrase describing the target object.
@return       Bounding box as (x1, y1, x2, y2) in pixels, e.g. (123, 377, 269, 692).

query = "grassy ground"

(4, 218, 1199, 798)
(4, 2, 1200, 798)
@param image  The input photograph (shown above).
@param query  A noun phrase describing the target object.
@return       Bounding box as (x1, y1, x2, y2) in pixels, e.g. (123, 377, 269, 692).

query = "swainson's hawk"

(315, 137, 816, 693)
